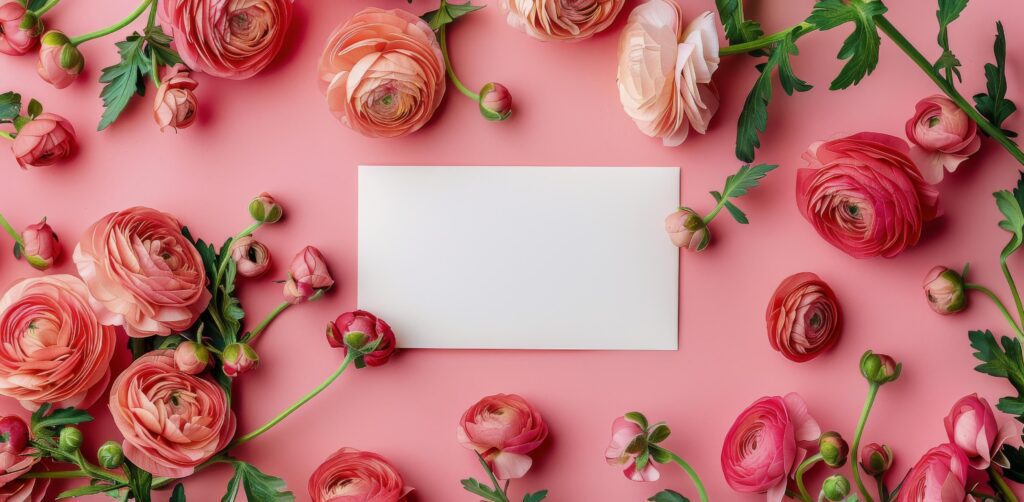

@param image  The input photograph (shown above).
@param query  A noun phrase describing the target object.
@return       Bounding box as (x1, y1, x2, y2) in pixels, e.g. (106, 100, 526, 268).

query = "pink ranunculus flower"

(721, 393, 821, 502)
(153, 64, 199, 132)
(74, 207, 211, 338)
(765, 272, 842, 363)
(36, 31, 82, 89)
(229, 235, 271, 278)
(20, 219, 60, 270)
(665, 207, 710, 251)
(0, 416, 48, 502)
(923, 266, 966, 315)
(0, 275, 116, 410)
(11, 112, 76, 169)
(905, 95, 981, 184)
(796, 132, 941, 259)
(109, 350, 235, 478)
(502, 0, 625, 42)
(159, 0, 292, 79)
(308, 447, 413, 502)
(944, 394, 1019, 470)
(326, 310, 396, 368)
(617, 1, 719, 147)
(457, 393, 549, 480)
(283, 246, 333, 304)
(605, 416, 659, 481)
(173, 340, 210, 375)
(318, 8, 445, 139)
(897, 443, 969, 502)
(0, 1, 42, 56)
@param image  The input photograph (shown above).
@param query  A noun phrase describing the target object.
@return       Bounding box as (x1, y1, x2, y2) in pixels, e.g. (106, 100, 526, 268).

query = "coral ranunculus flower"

(153, 64, 199, 131)
(502, 0, 625, 42)
(457, 394, 548, 480)
(308, 447, 412, 502)
(0, 1, 41, 56)
(11, 112, 76, 169)
(766, 272, 842, 363)
(0, 275, 115, 410)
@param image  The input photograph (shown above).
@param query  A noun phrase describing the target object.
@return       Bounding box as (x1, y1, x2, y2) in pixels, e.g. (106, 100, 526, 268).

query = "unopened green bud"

(821, 475, 850, 501)
(860, 350, 901, 386)
(818, 431, 849, 468)
(59, 426, 83, 452)
(97, 441, 124, 469)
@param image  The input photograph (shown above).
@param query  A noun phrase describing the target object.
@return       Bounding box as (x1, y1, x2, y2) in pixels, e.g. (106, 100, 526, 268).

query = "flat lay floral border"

(1, 0, 1024, 500)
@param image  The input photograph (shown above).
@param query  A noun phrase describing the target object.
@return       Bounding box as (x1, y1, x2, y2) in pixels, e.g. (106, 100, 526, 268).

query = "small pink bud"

(221, 343, 258, 378)
(249, 192, 283, 223)
(0, 2, 42, 56)
(173, 341, 210, 375)
(283, 246, 333, 304)
(230, 236, 272, 278)
(479, 82, 512, 121)
(326, 310, 397, 368)
(664, 208, 709, 251)
(37, 31, 82, 89)
(18, 218, 60, 270)
(0, 416, 29, 455)
(922, 266, 966, 315)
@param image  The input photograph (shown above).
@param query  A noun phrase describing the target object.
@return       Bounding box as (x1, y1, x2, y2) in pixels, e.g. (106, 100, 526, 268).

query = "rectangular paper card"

(357, 166, 680, 350)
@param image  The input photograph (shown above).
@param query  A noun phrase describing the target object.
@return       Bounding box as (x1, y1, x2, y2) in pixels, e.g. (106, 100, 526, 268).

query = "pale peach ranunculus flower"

(617, 0, 719, 147)
(502, 0, 625, 42)
(153, 64, 199, 132)
(318, 8, 445, 139)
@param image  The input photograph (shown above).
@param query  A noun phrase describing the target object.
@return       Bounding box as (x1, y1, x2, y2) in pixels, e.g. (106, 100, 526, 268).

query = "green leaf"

(1004, 443, 1024, 483)
(56, 483, 124, 499)
(25, 0, 46, 10)
(648, 423, 671, 443)
(711, 191, 750, 224)
(523, 491, 549, 502)
(26, 98, 41, 119)
(624, 411, 648, 430)
(125, 461, 152, 502)
(735, 34, 811, 162)
(460, 478, 503, 502)
(170, 484, 185, 502)
(0, 92, 21, 122)
(934, 0, 968, 82)
(635, 448, 650, 472)
(97, 33, 150, 131)
(973, 22, 1018, 138)
(721, 163, 778, 200)
(648, 490, 691, 502)
(31, 406, 93, 437)
(969, 330, 1024, 417)
(994, 172, 1024, 259)
(221, 461, 294, 502)
(649, 444, 673, 464)
(714, 0, 765, 54)
(422, 0, 483, 31)
(806, 0, 887, 90)
(143, 25, 182, 67)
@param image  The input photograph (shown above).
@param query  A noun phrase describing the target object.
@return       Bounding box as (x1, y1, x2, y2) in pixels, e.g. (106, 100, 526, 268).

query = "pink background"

(3, 0, 1024, 500)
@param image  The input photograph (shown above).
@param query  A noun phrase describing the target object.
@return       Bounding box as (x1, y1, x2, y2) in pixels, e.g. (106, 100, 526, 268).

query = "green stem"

(475, 451, 510, 502)
(667, 450, 709, 502)
(73, 450, 128, 485)
(966, 283, 1024, 342)
(795, 453, 823, 502)
(852, 384, 879, 502)
(1001, 258, 1024, 326)
(208, 221, 262, 336)
(0, 131, 13, 141)
(21, 469, 88, 479)
(69, 0, 152, 46)
(229, 354, 354, 448)
(0, 213, 23, 246)
(244, 302, 291, 345)
(33, 0, 61, 15)
(876, 476, 889, 502)
(875, 16, 1024, 166)
(989, 465, 1019, 502)
(438, 24, 479, 101)
(719, 22, 816, 56)
(703, 198, 727, 224)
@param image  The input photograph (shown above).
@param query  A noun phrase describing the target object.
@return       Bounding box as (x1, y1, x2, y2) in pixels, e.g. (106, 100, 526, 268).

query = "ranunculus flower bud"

(860, 442, 893, 476)
(664, 208, 709, 251)
(36, 31, 82, 89)
(922, 266, 966, 315)
(327, 310, 397, 368)
(153, 64, 199, 132)
(766, 272, 842, 363)
(229, 236, 271, 278)
(59, 426, 83, 452)
(283, 246, 333, 304)
(605, 414, 659, 481)
(479, 83, 512, 121)
(248, 192, 282, 224)
(0, 416, 29, 455)
(173, 340, 210, 375)
(818, 431, 849, 468)
(97, 441, 124, 469)
(11, 112, 76, 169)
(899, 444, 968, 502)
(944, 393, 1019, 469)
(17, 219, 60, 270)
(221, 342, 259, 378)
(821, 475, 850, 501)
(860, 350, 901, 386)
(0, 1, 42, 55)
(905, 95, 981, 183)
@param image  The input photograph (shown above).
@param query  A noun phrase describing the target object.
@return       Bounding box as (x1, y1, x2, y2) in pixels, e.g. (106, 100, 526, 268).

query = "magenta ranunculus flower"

(605, 416, 659, 481)
(327, 310, 396, 368)
(944, 394, 1018, 470)
(905, 95, 981, 184)
(765, 272, 842, 363)
(0, 415, 48, 502)
(11, 112, 76, 169)
(457, 393, 549, 480)
(308, 447, 412, 502)
(283, 246, 333, 304)
(0, 1, 41, 56)
(502, 0, 624, 42)
(721, 393, 820, 501)
(897, 443, 968, 502)
(796, 132, 941, 259)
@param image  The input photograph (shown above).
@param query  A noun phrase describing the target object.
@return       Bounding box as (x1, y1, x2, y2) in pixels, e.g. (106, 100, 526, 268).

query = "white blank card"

(357, 166, 679, 350)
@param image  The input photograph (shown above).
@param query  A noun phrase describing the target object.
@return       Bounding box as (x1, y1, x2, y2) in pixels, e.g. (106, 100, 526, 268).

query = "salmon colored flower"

(0, 1, 42, 56)
(153, 64, 199, 132)
(229, 236, 271, 278)
(765, 272, 842, 363)
(19, 219, 60, 270)
(308, 447, 412, 502)
(922, 266, 966, 315)
(283, 246, 333, 304)
(173, 340, 210, 375)
(905, 95, 980, 183)
(36, 31, 82, 89)
(457, 393, 548, 480)
(11, 112, 76, 169)
(502, 0, 625, 41)
(665, 207, 709, 250)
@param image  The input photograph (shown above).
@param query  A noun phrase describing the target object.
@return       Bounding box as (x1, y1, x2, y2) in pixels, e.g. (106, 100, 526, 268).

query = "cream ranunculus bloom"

(502, 0, 625, 42)
(617, 0, 719, 147)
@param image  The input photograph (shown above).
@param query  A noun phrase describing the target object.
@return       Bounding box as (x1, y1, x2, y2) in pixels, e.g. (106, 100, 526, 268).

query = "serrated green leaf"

(460, 478, 503, 502)
(25, 0, 46, 10)
(997, 396, 1024, 416)
(523, 490, 549, 502)
(648, 489, 690, 502)
(714, 0, 765, 54)
(221, 461, 294, 502)
(807, 0, 887, 90)
(1004, 444, 1024, 483)
(125, 461, 152, 502)
(0, 92, 21, 122)
(143, 25, 182, 67)
(170, 483, 185, 502)
(422, 0, 483, 31)
(722, 163, 778, 199)
(735, 35, 810, 162)
(31, 406, 93, 437)
(994, 172, 1024, 259)
(934, 0, 968, 82)
(974, 22, 1018, 138)
(98, 33, 150, 131)
(970, 330, 1024, 418)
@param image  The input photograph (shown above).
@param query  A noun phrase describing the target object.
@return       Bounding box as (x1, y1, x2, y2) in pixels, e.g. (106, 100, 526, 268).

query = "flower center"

(928, 116, 941, 128)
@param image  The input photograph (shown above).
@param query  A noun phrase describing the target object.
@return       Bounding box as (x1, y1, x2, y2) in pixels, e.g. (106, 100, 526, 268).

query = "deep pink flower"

(897, 444, 969, 502)
(905, 95, 980, 183)
(765, 272, 842, 362)
(0, 416, 48, 502)
(326, 310, 396, 368)
(283, 246, 333, 304)
(19, 219, 60, 270)
(944, 394, 1019, 469)
(457, 394, 548, 480)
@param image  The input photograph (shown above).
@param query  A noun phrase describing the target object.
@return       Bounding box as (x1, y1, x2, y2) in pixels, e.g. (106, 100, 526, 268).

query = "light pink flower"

(36, 31, 82, 89)
(457, 394, 548, 480)
(617, 1, 719, 147)
(765, 272, 842, 363)
(605, 417, 659, 481)
(897, 443, 969, 502)
(229, 236, 271, 278)
(153, 64, 199, 132)
(159, 0, 292, 79)
(502, 0, 625, 41)
(308, 447, 412, 502)
(721, 393, 821, 502)
(796, 132, 941, 259)
(326, 310, 396, 368)
(0, 416, 48, 502)
(944, 394, 1019, 470)
(318, 8, 445, 138)
(283, 246, 333, 304)
(20, 219, 60, 270)
(923, 266, 966, 315)
(479, 82, 512, 121)
(173, 340, 210, 375)
(11, 112, 76, 169)
(109, 350, 235, 478)
(0, 275, 115, 410)
(74, 207, 211, 338)
(905, 95, 981, 184)
(665, 208, 709, 250)
(0, 1, 41, 56)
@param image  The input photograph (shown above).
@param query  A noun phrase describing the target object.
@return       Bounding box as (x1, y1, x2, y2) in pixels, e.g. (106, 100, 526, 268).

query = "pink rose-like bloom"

(109, 350, 235, 478)
(0, 275, 115, 410)
(36, 31, 82, 89)
(153, 64, 199, 132)
(457, 393, 549, 480)
(229, 236, 271, 278)
(173, 340, 210, 375)
(721, 393, 821, 502)
(905, 95, 980, 184)
(0, 416, 48, 502)
(318, 8, 445, 139)
(605, 417, 658, 481)
(308, 447, 413, 502)
(944, 394, 1018, 470)
(0, 1, 42, 56)
(326, 310, 396, 367)
(897, 443, 969, 502)
(20, 219, 60, 270)
(11, 112, 76, 170)
(502, 0, 624, 42)
(665, 208, 709, 251)
(283, 246, 333, 304)
(159, 0, 292, 79)
(74, 207, 211, 338)
(765, 272, 842, 363)
(618, 1, 719, 147)
(796, 132, 941, 259)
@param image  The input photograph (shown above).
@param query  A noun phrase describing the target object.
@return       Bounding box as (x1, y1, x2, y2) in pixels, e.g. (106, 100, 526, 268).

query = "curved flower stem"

(966, 283, 1024, 342)
(989, 465, 1019, 502)
(438, 25, 479, 101)
(0, 213, 23, 246)
(21, 469, 89, 479)
(244, 302, 291, 345)
(852, 383, 879, 502)
(875, 16, 1024, 166)
(719, 22, 816, 56)
(229, 353, 354, 448)
(875, 476, 889, 502)
(1000, 258, 1024, 326)
(666, 450, 709, 502)
(795, 453, 823, 502)
(69, 0, 153, 46)
(33, 0, 61, 15)
(207, 221, 262, 335)
(0, 131, 13, 141)
(475, 452, 510, 502)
